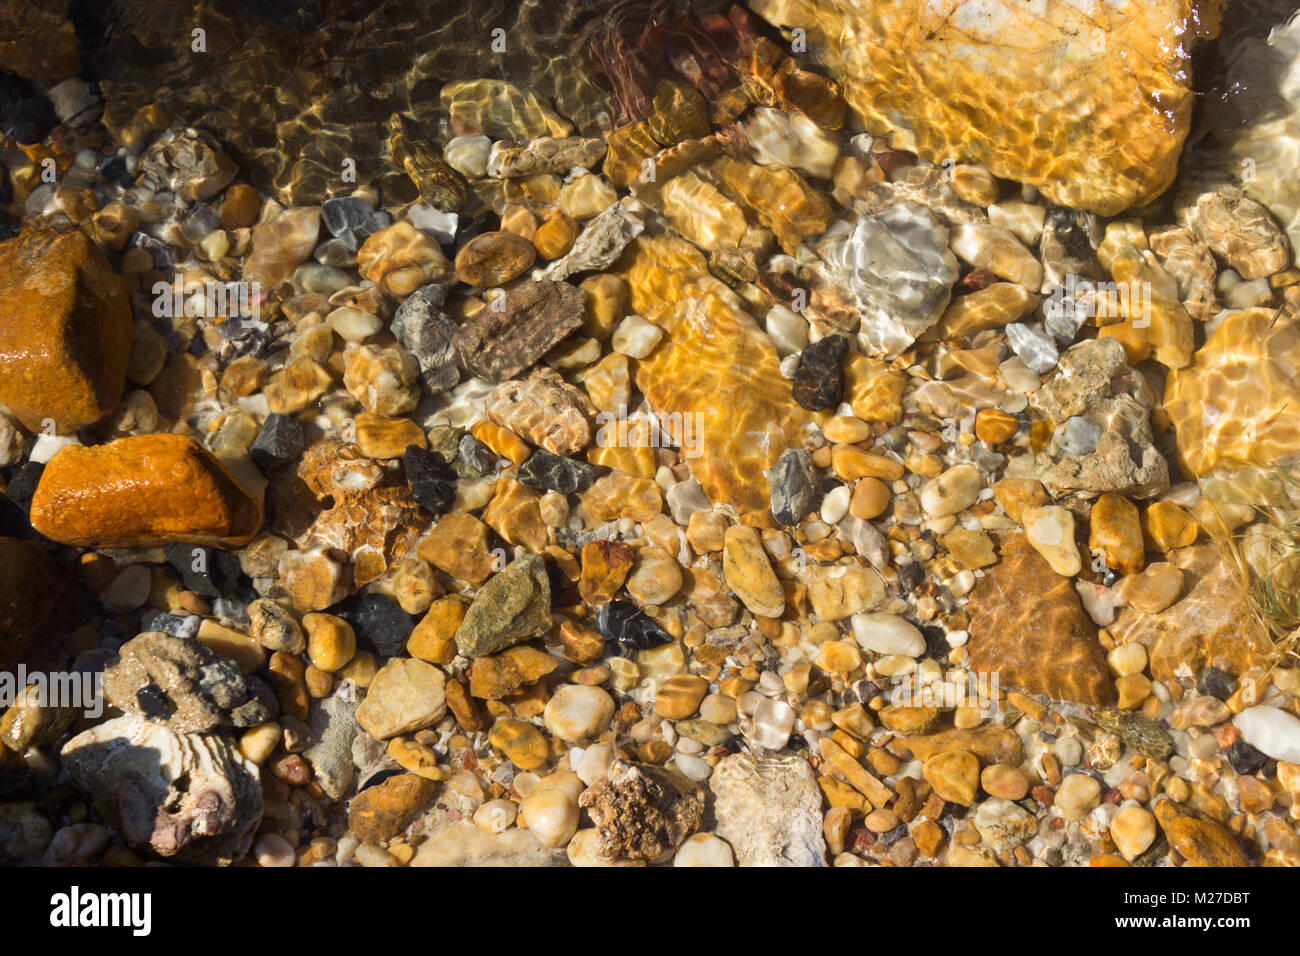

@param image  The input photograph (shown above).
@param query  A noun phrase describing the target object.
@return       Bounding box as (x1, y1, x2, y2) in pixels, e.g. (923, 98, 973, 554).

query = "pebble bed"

(1, 2, 1300, 869)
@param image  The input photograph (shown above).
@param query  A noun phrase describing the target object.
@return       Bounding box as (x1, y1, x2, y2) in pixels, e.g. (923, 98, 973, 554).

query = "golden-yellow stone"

(749, 0, 1221, 216)
(621, 236, 813, 515)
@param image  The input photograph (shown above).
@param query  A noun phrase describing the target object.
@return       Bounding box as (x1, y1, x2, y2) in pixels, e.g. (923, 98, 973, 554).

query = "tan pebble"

(974, 408, 1019, 444)
(1055, 773, 1102, 820)
(655, 674, 709, 720)
(980, 764, 1029, 800)
(304, 612, 356, 673)
(1115, 673, 1151, 709)
(923, 749, 979, 806)
(850, 477, 891, 520)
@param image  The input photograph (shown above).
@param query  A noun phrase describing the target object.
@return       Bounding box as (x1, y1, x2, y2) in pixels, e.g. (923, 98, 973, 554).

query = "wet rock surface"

(578, 760, 705, 860)
(452, 280, 585, 383)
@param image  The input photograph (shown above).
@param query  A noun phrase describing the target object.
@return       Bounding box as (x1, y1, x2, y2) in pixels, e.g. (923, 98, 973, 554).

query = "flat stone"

(751, 0, 1219, 215)
(30, 433, 262, 548)
(0, 229, 131, 433)
(723, 525, 785, 618)
(488, 366, 593, 456)
(348, 772, 437, 843)
(453, 280, 585, 383)
(967, 533, 1113, 705)
(710, 753, 827, 867)
(454, 230, 536, 287)
(1153, 799, 1248, 867)
(355, 658, 447, 740)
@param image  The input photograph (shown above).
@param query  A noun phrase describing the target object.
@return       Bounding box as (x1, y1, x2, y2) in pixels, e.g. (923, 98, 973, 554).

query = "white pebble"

(611, 314, 664, 359)
(254, 832, 295, 867)
(673, 833, 735, 867)
(820, 484, 851, 524)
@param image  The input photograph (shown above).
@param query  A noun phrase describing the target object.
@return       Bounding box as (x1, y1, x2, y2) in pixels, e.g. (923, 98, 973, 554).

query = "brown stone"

(348, 772, 438, 843)
(0, 229, 131, 433)
(407, 596, 468, 664)
(655, 675, 709, 720)
(580, 471, 663, 523)
(481, 478, 548, 553)
(469, 646, 558, 700)
(0, 537, 95, 673)
(1089, 492, 1145, 575)
(1110, 545, 1268, 681)
(452, 280, 585, 383)
(219, 184, 262, 229)
(454, 230, 536, 287)
(242, 206, 320, 291)
(357, 221, 454, 297)
(30, 434, 262, 548)
(967, 533, 1113, 705)
(579, 540, 636, 606)
(902, 725, 1025, 766)
(1152, 799, 1248, 867)
(923, 749, 979, 807)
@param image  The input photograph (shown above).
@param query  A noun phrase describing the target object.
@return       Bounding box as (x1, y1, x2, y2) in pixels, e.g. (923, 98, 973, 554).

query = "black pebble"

(136, 684, 173, 722)
(401, 446, 457, 517)
(1197, 666, 1236, 701)
(897, 561, 924, 593)
(0, 72, 57, 144)
(791, 334, 849, 411)
(165, 543, 242, 598)
(4, 461, 44, 515)
(920, 624, 948, 660)
(596, 600, 673, 652)
(457, 433, 497, 476)
(249, 413, 305, 470)
(1226, 739, 1269, 775)
(517, 449, 594, 495)
(339, 592, 415, 657)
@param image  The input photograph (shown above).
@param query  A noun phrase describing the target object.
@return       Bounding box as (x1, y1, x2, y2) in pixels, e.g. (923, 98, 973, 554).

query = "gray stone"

(455, 554, 552, 657)
(1006, 322, 1059, 374)
(304, 683, 360, 800)
(540, 198, 645, 282)
(767, 448, 817, 526)
(391, 283, 459, 395)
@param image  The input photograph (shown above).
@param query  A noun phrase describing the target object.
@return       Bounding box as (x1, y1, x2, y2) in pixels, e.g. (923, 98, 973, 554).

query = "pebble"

(1023, 505, 1082, 576)
(722, 525, 785, 618)
(1233, 705, 1300, 763)
(980, 764, 1029, 800)
(250, 414, 305, 470)
(972, 798, 1038, 851)
(748, 697, 796, 750)
(820, 484, 851, 524)
(673, 832, 735, 867)
(595, 600, 673, 652)
(402, 447, 458, 517)
(792, 334, 850, 411)
(1107, 642, 1147, 678)
(922, 749, 979, 806)
(544, 685, 615, 743)
(304, 613, 357, 673)
(852, 612, 925, 657)
(519, 772, 583, 847)
(358, 222, 453, 296)
(444, 134, 492, 178)
(473, 798, 518, 834)
(1117, 562, 1184, 613)
(626, 546, 683, 605)
(768, 448, 817, 527)
(489, 718, 550, 770)
(920, 464, 982, 518)
(1054, 773, 1102, 820)
(1004, 322, 1059, 374)
(611, 314, 664, 359)
(454, 230, 536, 287)
(354, 658, 447, 740)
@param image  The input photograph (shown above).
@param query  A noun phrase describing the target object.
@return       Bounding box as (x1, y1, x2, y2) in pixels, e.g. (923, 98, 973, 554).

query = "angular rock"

(242, 206, 321, 291)
(304, 686, 359, 800)
(541, 198, 645, 283)
(0, 228, 131, 433)
(623, 236, 813, 514)
(30, 433, 262, 548)
(320, 195, 390, 252)
(453, 280, 585, 383)
(489, 135, 607, 178)
(791, 334, 850, 412)
(357, 221, 454, 297)
(750, 0, 1219, 215)
(401, 446, 457, 518)
(596, 600, 672, 653)
(578, 760, 705, 860)
(1175, 185, 1289, 280)
(249, 413, 305, 470)
(710, 753, 826, 867)
(355, 658, 446, 740)
(488, 366, 594, 456)
(104, 632, 277, 733)
(768, 448, 817, 526)
(137, 127, 237, 202)
(967, 533, 1113, 705)
(455, 554, 552, 658)
(812, 202, 957, 357)
(1028, 337, 1168, 499)
(391, 283, 459, 395)
(61, 714, 262, 866)
(348, 772, 437, 843)
(521, 451, 595, 501)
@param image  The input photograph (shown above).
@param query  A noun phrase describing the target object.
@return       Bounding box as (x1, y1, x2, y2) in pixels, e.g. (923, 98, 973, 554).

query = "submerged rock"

(812, 202, 957, 357)
(768, 448, 817, 526)
(391, 283, 460, 395)
(750, 0, 1220, 215)
(1027, 338, 1168, 500)
(452, 280, 585, 383)
(62, 714, 262, 866)
(488, 367, 594, 456)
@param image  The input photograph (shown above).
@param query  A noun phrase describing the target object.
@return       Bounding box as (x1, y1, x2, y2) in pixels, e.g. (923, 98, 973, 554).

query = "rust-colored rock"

(579, 540, 636, 606)
(347, 772, 438, 843)
(417, 513, 497, 586)
(0, 229, 131, 433)
(967, 533, 1113, 705)
(1153, 799, 1248, 867)
(30, 434, 262, 548)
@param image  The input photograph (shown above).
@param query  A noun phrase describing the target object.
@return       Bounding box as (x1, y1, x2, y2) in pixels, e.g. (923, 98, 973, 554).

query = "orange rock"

(30, 434, 262, 548)
(750, 0, 1221, 215)
(482, 477, 548, 553)
(417, 513, 497, 586)
(0, 229, 131, 433)
(1153, 799, 1248, 866)
(621, 236, 812, 514)
(579, 540, 635, 606)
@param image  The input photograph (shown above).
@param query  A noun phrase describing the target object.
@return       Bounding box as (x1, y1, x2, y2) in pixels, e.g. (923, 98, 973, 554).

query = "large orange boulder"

(30, 434, 262, 548)
(0, 229, 132, 434)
